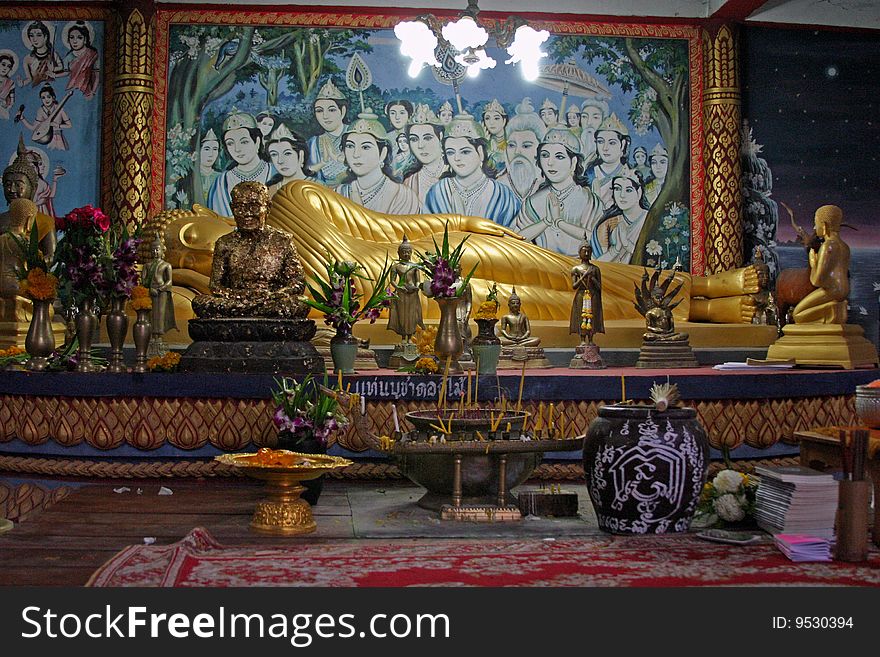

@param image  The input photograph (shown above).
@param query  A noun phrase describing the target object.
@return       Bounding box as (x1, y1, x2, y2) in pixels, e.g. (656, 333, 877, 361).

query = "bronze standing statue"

(569, 240, 605, 368)
(146, 235, 177, 356)
(387, 236, 425, 367)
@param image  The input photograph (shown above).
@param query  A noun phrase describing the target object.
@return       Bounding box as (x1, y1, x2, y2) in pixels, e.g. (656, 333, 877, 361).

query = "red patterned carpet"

(86, 527, 880, 587)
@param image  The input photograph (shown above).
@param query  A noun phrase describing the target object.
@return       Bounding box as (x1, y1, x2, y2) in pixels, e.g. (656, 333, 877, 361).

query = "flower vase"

(471, 318, 501, 375)
(132, 308, 151, 373)
(105, 296, 129, 373)
(75, 299, 99, 372)
(24, 298, 55, 371)
(276, 431, 325, 505)
(433, 297, 463, 373)
(583, 404, 709, 534)
(329, 324, 358, 374)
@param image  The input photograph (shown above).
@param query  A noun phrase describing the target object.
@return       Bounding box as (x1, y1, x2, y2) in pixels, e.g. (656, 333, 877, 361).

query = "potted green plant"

(303, 255, 395, 374)
(271, 375, 350, 505)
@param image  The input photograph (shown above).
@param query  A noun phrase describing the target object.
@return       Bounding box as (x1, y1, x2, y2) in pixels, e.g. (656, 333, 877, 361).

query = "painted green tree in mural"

(166, 25, 372, 205)
(549, 36, 690, 265)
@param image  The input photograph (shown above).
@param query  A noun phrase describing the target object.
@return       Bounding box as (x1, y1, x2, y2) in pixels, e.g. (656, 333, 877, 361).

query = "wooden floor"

(0, 476, 380, 586)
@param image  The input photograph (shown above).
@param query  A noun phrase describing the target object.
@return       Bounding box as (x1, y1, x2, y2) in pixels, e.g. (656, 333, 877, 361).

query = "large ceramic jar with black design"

(583, 404, 709, 534)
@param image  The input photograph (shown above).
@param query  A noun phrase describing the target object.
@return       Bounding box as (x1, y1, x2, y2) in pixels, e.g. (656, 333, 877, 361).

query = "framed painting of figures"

(0, 7, 110, 222)
(152, 10, 704, 272)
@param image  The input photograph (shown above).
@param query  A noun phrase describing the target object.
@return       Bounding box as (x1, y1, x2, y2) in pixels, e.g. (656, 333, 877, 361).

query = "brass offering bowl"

(215, 449, 352, 536)
(404, 408, 529, 434)
(855, 384, 880, 429)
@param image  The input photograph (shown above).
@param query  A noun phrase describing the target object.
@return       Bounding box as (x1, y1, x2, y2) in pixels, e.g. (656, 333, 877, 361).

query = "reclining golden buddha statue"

(143, 180, 761, 341)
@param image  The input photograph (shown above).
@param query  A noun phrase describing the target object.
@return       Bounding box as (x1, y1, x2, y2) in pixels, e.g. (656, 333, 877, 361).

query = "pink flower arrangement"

(56, 204, 110, 233)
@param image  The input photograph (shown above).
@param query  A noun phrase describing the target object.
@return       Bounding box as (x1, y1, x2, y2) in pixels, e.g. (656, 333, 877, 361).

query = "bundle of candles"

(839, 428, 869, 481)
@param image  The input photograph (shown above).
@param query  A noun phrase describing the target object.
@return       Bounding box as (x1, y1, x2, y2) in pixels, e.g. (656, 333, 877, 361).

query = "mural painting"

(0, 18, 103, 219)
(742, 27, 880, 344)
(158, 16, 697, 270)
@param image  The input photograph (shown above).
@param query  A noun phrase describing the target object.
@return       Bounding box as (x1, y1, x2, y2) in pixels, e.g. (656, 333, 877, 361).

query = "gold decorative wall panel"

(110, 8, 154, 226)
(702, 24, 743, 273)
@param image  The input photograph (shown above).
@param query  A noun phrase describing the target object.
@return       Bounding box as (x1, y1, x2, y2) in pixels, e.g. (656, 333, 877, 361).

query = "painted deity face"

(539, 108, 558, 127)
(439, 108, 453, 125)
(650, 155, 669, 181)
(28, 28, 47, 51)
(387, 104, 410, 130)
(3, 173, 33, 203)
(444, 137, 483, 179)
(506, 130, 539, 163)
(582, 107, 604, 131)
(223, 127, 261, 168)
(39, 91, 53, 107)
(0, 59, 12, 77)
(595, 130, 623, 165)
(396, 133, 410, 153)
(482, 111, 505, 137)
(539, 143, 575, 185)
(68, 30, 86, 51)
(344, 133, 386, 178)
(268, 141, 305, 178)
(634, 150, 647, 166)
(314, 100, 345, 133)
(565, 109, 581, 128)
(408, 125, 442, 166)
(257, 116, 275, 137)
(613, 178, 642, 212)
(200, 140, 220, 169)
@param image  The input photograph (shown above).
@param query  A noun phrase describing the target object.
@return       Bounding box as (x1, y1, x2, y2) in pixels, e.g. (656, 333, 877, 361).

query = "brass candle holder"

(216, 450, 352, 536)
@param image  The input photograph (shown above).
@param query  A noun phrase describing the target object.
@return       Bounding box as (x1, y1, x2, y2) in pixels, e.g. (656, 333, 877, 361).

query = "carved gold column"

(702, 24, 743, 273)
(110, 0, 155, 226)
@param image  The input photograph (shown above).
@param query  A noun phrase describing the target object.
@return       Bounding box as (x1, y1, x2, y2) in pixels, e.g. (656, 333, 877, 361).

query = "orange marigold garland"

(147, 351, 180, 372)
(129, 285, 152, 311)
(19, 268, 58, 301)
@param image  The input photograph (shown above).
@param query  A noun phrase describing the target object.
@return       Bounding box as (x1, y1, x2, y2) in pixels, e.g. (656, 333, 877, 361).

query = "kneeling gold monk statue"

(191, 181, 308, 319)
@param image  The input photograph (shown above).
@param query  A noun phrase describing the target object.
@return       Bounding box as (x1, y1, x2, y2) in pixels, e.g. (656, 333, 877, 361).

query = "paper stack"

(754, 465, 838, 540)
(773, 534, 832, 562)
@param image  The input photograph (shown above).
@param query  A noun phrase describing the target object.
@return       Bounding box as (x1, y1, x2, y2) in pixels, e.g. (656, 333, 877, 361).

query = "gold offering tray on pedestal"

(215, 449, 352, 536)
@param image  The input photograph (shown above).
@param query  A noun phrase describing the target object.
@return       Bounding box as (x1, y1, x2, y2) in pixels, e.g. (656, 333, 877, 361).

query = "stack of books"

(754, 465, 838, 541)
(773, 534, 832, 562)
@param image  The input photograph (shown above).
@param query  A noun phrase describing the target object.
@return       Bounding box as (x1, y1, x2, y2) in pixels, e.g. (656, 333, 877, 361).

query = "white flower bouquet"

(693, 469, 758, 528)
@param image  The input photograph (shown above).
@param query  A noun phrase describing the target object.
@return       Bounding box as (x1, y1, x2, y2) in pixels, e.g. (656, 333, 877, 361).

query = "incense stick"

(516, 360, 526, 412)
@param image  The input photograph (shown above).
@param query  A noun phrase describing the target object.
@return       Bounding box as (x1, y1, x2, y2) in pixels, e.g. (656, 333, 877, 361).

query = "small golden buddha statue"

(498, 288, 551, 368)
(499, 288, 539, 347)
(146, 235, 177, 356)
(191, 181, 308, 319)
(1, 137, 55, 262)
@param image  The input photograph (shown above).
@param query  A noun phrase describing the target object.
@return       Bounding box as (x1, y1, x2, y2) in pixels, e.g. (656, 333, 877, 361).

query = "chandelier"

(394, 0, 550, 81)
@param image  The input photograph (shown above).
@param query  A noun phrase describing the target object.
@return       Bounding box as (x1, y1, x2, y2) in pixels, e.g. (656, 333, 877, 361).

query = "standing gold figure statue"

(191, 181, 308, 319)
(767, 205, 878, 368)
(146, 235, 177, 356)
